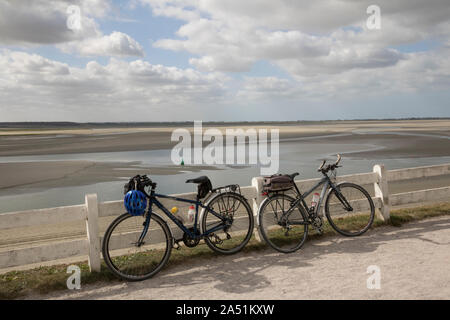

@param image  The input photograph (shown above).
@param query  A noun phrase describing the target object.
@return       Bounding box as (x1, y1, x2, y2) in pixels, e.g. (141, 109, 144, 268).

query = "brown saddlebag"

(262, 174, 295, 192)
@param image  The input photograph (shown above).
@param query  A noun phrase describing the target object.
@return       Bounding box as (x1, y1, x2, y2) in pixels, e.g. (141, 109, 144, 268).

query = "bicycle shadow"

(156, 216, 450, 294)
(44, 215, 450, 299)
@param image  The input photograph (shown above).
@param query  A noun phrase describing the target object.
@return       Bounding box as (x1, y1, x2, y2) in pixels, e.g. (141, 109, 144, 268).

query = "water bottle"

(311, 193, 320, 208)
(187, 205, 195, 223)
(171, 206, 185, 224)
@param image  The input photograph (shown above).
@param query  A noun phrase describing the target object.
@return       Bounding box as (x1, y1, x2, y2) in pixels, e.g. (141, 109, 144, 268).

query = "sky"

(0, 0, 450, 122)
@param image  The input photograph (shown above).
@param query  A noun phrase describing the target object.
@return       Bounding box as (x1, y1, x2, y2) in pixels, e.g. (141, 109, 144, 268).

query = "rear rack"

(211, 184, 243, 214)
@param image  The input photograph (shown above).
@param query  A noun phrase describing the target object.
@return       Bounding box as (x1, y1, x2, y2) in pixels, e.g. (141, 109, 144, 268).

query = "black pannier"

(186, 176, 213, 199)
(197, 178, 213, 199)
(263, 174, 295, 193)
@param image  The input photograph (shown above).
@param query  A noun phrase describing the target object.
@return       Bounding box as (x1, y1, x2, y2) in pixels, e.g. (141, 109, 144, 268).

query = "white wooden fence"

(0, 163, 449, 272)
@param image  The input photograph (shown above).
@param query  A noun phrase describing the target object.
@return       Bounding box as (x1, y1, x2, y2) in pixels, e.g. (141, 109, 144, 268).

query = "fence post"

(373, 164, 390, 221)
(251, 177, 264, 242)
(85, 194, 101, 272)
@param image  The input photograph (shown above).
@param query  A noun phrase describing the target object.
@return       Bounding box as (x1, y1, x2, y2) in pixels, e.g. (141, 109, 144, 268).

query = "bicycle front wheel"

(102, 212, 172, 281)
(201, 192, 254, 255)
(258, 194, 309, 253)
(325, 183, 375, 237)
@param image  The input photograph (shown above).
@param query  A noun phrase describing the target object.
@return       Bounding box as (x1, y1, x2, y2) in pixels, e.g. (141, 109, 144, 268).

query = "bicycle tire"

(325, 182, 375, 237)
(201, 192, 254, 255)
(102, 212, 172, 281)
(258, 193, 309, 253)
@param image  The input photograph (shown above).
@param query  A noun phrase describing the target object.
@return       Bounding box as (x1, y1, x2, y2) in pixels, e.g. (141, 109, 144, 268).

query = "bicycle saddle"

(186, 176, 210, 184)
(289, 172, 299, 180)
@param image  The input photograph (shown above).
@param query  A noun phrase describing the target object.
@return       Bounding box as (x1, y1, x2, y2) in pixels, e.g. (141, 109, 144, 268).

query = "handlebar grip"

(318, 160, 326, 171)
(335, 154, 342, 166)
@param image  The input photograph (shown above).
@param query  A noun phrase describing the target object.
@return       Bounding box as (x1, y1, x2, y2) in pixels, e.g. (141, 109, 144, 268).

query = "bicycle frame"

(136, 191, 227, 245)
(280, 172, 351, 223)
(290, 175, 332, 217)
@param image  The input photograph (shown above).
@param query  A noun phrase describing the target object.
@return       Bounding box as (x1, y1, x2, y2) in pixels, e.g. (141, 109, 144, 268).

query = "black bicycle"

(102, 175, 254, 281)
(257, 155, 375, 253)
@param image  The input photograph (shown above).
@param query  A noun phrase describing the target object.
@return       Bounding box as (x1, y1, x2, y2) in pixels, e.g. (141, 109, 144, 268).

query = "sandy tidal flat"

(1, 119, 450, 157)
(1, 119, 450, 196)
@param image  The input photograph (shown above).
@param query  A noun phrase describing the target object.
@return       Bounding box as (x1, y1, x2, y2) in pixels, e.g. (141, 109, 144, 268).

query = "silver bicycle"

(257, 155, 375, 253)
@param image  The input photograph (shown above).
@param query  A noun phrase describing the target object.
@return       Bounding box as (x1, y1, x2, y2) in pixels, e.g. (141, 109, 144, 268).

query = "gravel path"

(28, 216, 450, 300)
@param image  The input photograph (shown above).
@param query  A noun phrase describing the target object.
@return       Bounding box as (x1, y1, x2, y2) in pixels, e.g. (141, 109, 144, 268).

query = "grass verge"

(1, 202, 449, 300)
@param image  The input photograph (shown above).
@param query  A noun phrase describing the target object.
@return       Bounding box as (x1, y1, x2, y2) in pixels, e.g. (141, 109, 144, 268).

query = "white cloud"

(60, 31, 145, 57)
(1, 0, 450, 121)
(0, 0, 105, 45)
(0, 50, 229, 121)
(140, 0, 200, 21)
(199, 0, 450, 35)
(0, 0, 144, 58)
(149, 0, 450, 77)
(236, 47, 450, 103)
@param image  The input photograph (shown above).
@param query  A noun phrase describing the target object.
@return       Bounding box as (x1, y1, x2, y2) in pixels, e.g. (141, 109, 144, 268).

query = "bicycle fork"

(134, 210, 152, 247)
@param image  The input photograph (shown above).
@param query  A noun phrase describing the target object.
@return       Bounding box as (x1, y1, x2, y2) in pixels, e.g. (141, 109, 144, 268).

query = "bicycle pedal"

(226, 232, 231, 240)
(173, 241, 181, 250)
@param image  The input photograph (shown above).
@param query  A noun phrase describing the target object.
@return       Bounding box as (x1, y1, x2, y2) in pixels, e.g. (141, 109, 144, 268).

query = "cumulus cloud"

(60, 31, 145, 57)
(0, 0, 105, 45)
(1, 0, 450, 121)
(236, 47, 450, 103)
(0, 50, 229, 121)
(0, 0, 144, 57)
(148, 0, 450, 77)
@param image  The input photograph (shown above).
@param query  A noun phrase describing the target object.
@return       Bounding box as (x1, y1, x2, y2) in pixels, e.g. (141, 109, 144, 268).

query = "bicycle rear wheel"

(102, 212, 172, 281)
(325, 183, 375, 237)
(258, 194, 309, 253)
(201, 192, 254, 255)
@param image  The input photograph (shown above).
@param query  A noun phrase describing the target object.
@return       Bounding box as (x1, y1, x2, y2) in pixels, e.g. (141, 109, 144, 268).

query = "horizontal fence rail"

(390, 186, 450, 207)
(0, 205, 87, 231)
(0, 163, 449, 272)
(387, 163, 450, 181)
(0, 239, 87, 269)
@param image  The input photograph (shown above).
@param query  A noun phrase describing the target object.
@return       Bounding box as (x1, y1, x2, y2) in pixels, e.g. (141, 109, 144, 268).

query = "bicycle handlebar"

(318, 160, 326, 171)
(318, 154, 342, 174)
(134, 174, 157, 188)
(335, 154, 342, 166)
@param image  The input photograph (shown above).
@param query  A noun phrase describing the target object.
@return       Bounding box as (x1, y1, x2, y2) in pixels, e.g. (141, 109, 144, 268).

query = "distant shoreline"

(1, 119, 450, 157)
(1, 117, 450, 130)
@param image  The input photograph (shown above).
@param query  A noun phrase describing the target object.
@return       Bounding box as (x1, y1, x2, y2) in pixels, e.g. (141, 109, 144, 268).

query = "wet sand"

(1, 119, 449, 157)
(0, 161, 218, 193)
(1, 119, 450, 192)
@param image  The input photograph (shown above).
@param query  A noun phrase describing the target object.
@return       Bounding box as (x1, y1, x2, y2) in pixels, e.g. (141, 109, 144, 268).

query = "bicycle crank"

(311, 216, 324, 234)
(182, 227, 201, 248)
